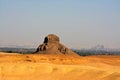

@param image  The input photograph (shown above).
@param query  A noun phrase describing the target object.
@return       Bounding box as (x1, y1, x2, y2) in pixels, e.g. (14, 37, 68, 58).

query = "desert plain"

(0, 52, 120, 80)
(0, 34, 120, 80)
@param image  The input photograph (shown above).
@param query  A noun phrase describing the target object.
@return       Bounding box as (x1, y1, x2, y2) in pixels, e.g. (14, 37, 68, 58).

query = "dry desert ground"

(0, 52, 120, 80)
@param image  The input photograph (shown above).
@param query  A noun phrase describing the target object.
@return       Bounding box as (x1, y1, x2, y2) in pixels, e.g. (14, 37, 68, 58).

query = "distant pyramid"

(34, 34, 79, 56)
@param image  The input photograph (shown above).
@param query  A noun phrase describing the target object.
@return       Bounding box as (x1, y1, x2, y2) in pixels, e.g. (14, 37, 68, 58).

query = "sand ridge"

(0, 52, 120, 80)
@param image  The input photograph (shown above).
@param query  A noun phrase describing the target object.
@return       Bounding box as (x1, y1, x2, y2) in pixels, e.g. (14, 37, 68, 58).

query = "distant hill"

(0, 47, 36, 54)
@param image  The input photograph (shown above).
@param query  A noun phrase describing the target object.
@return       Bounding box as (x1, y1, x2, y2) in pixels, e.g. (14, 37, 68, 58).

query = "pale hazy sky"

(0, 0, 120, 49)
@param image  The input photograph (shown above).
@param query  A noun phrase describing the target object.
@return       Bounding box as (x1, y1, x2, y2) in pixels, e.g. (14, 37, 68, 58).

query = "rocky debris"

(34, 34, 79, 56)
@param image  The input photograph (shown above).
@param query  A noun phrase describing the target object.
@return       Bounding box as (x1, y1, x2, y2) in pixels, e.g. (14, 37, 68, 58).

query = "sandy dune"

(0, 52, 120, 80)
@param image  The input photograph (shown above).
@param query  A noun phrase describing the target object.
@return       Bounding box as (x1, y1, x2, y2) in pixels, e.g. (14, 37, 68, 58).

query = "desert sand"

(0, 52, 120, 80)
(0, 34, 120, 80)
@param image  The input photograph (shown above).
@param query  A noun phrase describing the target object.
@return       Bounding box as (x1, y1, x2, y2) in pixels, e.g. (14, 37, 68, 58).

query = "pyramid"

(34, 34, 79, 56)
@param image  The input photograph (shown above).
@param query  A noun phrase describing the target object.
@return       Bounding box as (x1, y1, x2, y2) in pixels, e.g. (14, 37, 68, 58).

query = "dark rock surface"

(34, 34, 79, 56)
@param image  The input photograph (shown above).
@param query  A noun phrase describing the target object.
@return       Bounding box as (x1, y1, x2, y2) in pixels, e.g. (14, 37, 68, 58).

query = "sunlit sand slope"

(0, 52, 120, 80)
